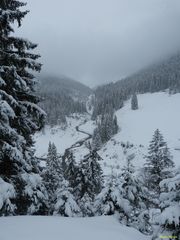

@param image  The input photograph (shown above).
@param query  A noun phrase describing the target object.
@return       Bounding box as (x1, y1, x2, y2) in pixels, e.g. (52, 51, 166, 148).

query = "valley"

(35, 91, 180, 175)
(1, 2, 180, 239)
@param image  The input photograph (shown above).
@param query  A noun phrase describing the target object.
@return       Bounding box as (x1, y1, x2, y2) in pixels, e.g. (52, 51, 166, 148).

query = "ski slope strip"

(100, 92, 180, 173)
(0, 216, 150, 240)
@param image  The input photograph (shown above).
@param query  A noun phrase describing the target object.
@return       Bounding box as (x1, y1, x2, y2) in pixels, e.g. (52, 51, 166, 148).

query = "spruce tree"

(131, 93, 138, 110)
(78, 192, 94, 217)
(144, 129, 174, 196)
(153, 169, 180, 239)
(73, 164, 85, 201)
(73, 149, 103, 216)
(95, 172, 132, 219)
(53, 180, 81, 217)
(121, 154, 138, 225)
(0, 0, 47, 215)
(91, 128, 102, 151)
(121, 154, 152, 233)
(98, 112, 118, 143)
(64, 150, 78, 189)
(44, 142, 62, 213)
(81, 149, 103, 199)
(112, 115, 118, 134)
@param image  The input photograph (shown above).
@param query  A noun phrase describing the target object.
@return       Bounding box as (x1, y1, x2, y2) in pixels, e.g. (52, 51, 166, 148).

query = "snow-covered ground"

(116, 92, 180, 146)
(34, 92, 180, 173)
(100, 92, 180, 174)
(0, 216, 150, 240)
(79, 119, 96, 135)
(34, 114, 93, 158)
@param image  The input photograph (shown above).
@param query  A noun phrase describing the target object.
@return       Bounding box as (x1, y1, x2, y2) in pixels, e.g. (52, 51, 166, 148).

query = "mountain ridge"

(39, 74, 92, 99)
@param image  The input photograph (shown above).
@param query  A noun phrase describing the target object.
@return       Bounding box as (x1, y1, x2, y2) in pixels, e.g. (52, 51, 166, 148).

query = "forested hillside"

(92, 53, 180, 119)
(38, 76, 92, 126)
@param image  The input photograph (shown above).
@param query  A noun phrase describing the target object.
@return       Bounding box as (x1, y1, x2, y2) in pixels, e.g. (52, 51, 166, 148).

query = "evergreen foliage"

(78, 192, 94, 217)
(64, 150, 78, 189)
(43, 142, 62, 213)
(0, 0, 47, 215)
(81, 149, 103, 199)
(120, 154, 151, 234)
(95, 154, 152, 234)
(91, 127, 102, 151)
(0, 177, 16, 216)
(153, 169, 180, 239)
(39, 91, 87, 126)
(38, 76, 89, 126)
(96, 112, 118, 144)
(53, 180, 81, 217)
(75, 150, 103, 200)
(144, 129, 174, 196)
(92, 53, 180, 120)
(131, 93, 138, 110)
(95, 172, 131, 219)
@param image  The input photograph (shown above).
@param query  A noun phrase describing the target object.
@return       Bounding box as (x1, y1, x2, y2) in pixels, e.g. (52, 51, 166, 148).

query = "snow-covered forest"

(0, 1, 180, 240)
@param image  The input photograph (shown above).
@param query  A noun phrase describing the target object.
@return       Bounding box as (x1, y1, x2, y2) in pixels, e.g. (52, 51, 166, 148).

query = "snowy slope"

(34, 92, 180, 173)
(0, 216, 150, 240)
(116, 92, 180, 146)
(100, 92, 180, 174)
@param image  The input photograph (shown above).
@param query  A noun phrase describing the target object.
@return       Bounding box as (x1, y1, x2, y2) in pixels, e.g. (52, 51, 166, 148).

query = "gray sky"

(17, 0, 180, 87)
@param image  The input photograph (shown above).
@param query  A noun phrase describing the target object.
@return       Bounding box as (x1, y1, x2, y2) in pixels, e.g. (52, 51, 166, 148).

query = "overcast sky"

(17, 0, 180, 87)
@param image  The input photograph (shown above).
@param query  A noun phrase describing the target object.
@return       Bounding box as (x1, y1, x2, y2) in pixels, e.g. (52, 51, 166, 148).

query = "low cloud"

(17, 0, 180, 87)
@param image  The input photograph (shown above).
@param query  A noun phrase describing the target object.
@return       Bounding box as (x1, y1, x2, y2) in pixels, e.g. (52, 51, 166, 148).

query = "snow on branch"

(0, 178, 16, 215)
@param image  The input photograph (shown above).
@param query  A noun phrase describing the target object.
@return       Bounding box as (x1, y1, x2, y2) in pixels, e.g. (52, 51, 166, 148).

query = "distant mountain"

(38, 75, 92, 126)
(39, 75, 92, 100)
(114, 52, 180, 94)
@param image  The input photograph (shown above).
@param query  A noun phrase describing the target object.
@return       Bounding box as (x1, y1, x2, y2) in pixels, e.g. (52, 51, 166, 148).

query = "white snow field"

(116, 92, 180, 146)
(100, 92, 180, 173)
(0, 216, 150, 240)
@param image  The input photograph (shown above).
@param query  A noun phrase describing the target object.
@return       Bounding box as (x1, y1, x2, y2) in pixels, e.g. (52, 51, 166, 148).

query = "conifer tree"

(0, 0, 47, 215)
(112, 115, 119, 134)
(73, 165, 85, 201)
(95, 172, 131, 219)
(131, 93, 138, 110)
(78, 192, 94, 217)
(73, 149, 103, 216)
(53, 180, 81, 217)
(98, 112, 118, 143)
(144, 129, 174, 196)
(91, 128, 102, 151)
(47, 141, 52, 159)
(44, 142, 62, 213)
(64, 150, 78, 189)
(81, 150, 103, 199)
(153, 169, 180, 239)
(121, 154, 151, 233)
